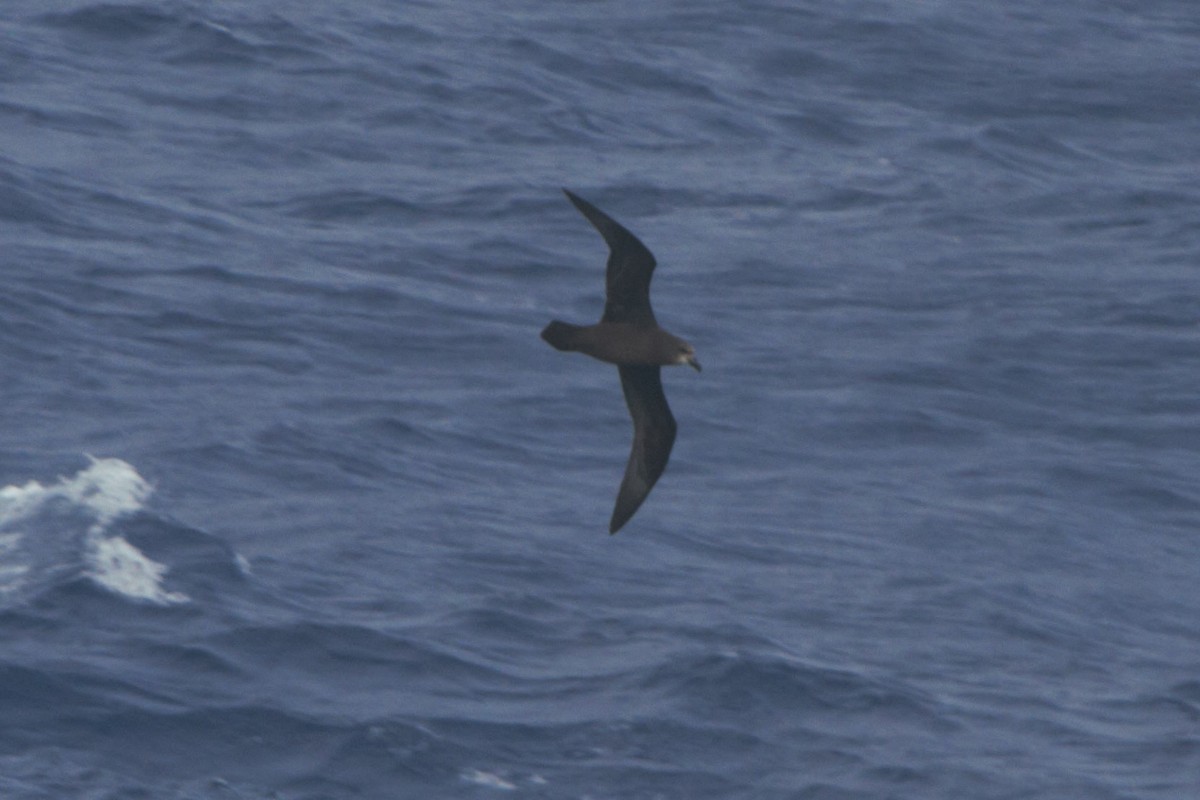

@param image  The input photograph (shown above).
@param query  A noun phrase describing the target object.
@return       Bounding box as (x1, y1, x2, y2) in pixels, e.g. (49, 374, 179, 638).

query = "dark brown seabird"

(542, 189, 700, 534)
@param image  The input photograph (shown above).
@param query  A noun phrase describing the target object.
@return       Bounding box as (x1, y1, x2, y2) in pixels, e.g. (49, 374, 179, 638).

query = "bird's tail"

(541, 320, 583, 352)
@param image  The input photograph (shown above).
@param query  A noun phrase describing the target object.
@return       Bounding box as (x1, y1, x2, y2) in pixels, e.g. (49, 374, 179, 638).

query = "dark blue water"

(3, 1, 1199, 797)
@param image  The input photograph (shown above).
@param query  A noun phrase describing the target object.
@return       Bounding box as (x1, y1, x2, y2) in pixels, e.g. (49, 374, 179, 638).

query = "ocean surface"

(2, 1, 1199, 797)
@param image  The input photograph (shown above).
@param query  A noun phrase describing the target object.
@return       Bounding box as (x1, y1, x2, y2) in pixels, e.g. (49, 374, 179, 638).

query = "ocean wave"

(0, 457, 186, 606)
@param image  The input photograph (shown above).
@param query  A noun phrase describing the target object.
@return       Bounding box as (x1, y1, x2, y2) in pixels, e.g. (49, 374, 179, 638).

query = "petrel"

(542, 189, 700, 534)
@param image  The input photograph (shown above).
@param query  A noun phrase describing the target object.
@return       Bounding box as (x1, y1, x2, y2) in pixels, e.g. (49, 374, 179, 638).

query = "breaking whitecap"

(0, 456, 188, 605)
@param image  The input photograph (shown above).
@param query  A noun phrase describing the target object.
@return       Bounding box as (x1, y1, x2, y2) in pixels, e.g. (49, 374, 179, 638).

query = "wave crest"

(0, 456, 187, 606)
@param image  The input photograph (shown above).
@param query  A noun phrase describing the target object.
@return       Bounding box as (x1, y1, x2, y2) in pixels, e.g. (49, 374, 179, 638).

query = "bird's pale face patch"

(675, 343, 701, 372)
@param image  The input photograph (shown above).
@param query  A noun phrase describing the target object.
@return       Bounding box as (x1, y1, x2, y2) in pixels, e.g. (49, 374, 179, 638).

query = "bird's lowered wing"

(610, 364, 677, 533)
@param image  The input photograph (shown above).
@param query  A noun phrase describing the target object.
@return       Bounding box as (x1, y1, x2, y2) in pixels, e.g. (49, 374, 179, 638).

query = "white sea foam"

(63, 456, 154, 526)
(0, 457, 187, 605)
(460, 769, 517, 791)
(0, 532, 30, 594)
(88, 535, 187, 604)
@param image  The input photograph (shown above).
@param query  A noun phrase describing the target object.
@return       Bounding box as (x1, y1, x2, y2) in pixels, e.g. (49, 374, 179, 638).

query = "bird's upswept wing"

(563, 189, 658, 325)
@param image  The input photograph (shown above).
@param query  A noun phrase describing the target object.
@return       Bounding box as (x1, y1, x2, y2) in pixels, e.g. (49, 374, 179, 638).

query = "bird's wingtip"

(609, 504, 630, 534)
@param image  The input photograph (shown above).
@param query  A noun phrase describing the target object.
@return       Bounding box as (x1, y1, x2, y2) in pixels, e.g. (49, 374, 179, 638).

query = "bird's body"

(541, 320, 693, 367)
(541, 190, 699, 534)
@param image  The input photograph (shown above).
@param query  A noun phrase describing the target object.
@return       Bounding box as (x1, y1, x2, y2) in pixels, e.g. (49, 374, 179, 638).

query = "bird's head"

(675, 341, 701, 372)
